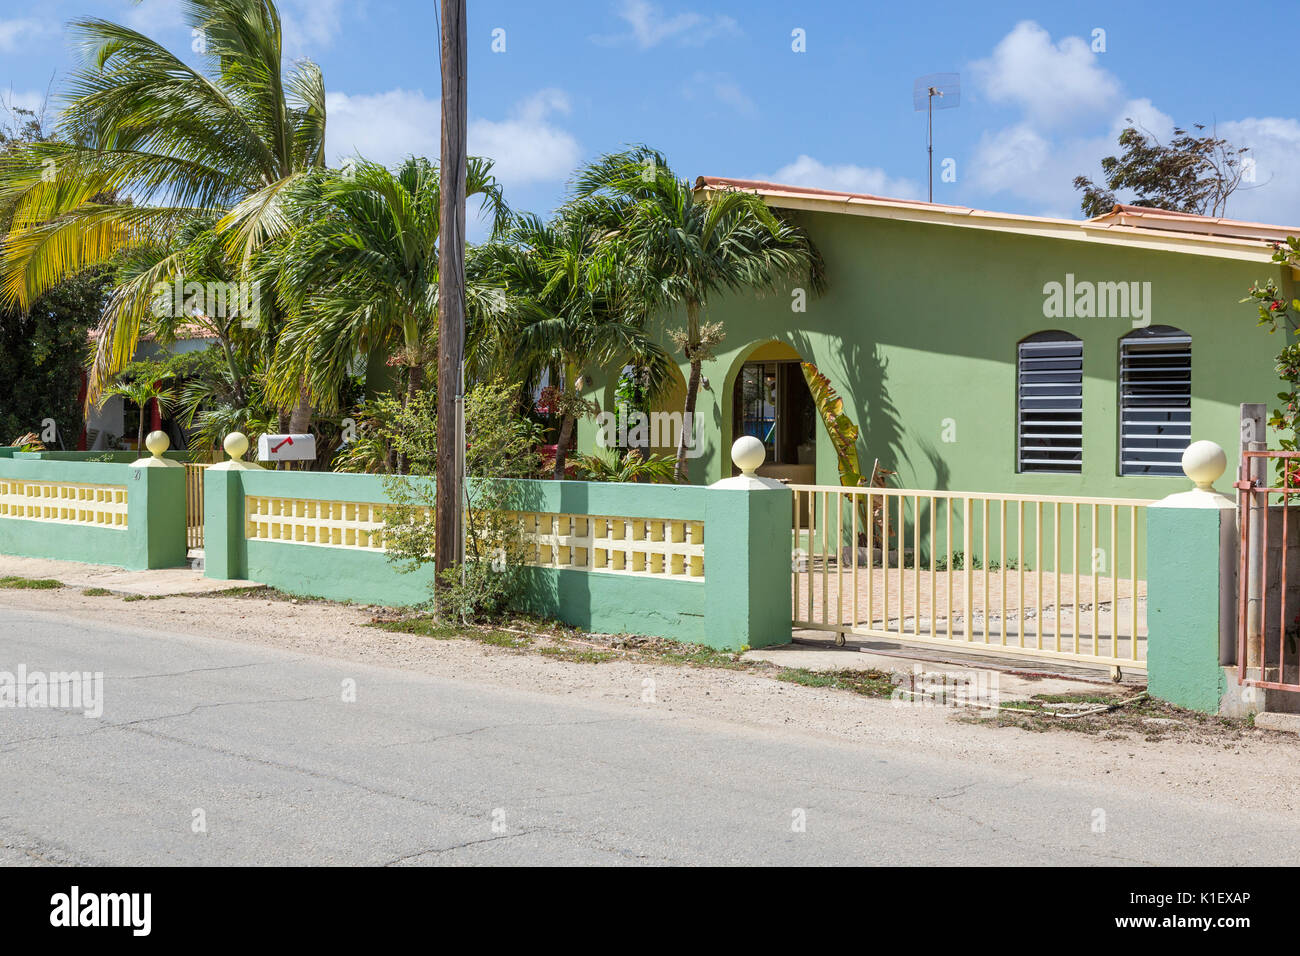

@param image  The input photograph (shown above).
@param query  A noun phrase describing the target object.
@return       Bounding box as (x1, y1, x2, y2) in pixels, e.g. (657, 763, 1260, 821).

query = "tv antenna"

(913, 73, 960, 202)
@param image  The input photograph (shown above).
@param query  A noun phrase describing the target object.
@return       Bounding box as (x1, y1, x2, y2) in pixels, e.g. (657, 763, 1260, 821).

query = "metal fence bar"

(945, 497, 953, 639)
(1035, 501, 1044, 651)
(1053, 502, 1062, 652)
(883, 492, 891, 633)
(898, 493, 907, 637)
(1111, 504, 1119, 659)
(1018, 501, 1025, 648)
(1130, 504, 1139, 662)
(962, 497, 973, 642)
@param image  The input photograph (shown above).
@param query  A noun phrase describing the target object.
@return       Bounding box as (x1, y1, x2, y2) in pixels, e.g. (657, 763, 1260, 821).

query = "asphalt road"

(0, 606, 1293, 866)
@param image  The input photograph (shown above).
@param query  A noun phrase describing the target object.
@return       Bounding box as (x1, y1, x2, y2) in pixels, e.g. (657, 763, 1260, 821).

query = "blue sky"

(3, 0, 1298, 233)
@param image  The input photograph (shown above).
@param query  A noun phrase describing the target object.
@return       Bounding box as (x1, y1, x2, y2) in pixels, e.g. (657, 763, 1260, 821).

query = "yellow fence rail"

(790, 485, 1154, 670)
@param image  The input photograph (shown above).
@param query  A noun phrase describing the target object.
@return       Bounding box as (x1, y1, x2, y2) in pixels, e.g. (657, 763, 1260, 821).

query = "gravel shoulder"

(4, 583, 1299, 817)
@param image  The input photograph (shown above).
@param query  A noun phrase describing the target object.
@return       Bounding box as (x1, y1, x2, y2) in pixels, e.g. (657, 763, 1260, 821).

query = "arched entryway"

(724, 341, 817, 483)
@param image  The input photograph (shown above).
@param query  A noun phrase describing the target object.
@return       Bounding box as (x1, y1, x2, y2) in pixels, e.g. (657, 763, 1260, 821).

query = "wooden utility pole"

(435, 0, 467, 593)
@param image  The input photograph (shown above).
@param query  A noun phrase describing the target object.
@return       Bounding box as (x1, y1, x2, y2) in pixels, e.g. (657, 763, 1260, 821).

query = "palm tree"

(0, 0, 327, 429)
(269, 157, 508, 439)
(473, 208, 675, 479)
(572, 147, 826, 481)
(100, 375, 178, 451)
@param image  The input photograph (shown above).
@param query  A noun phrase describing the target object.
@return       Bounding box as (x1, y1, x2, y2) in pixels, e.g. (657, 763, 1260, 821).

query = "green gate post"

(203, 433, 261, 580)
(125, 432, 188, 570)
(706, 437, 794, 650)
(1146, 440, 1237, 713)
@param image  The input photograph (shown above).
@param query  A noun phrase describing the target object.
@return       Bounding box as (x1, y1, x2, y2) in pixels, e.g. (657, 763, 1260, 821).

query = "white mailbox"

(256, 433, 316, 462)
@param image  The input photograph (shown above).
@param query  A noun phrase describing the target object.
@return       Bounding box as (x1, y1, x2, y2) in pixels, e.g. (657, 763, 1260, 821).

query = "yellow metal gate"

(185, 463, 208, 549)
(790, 485, 1154, 670)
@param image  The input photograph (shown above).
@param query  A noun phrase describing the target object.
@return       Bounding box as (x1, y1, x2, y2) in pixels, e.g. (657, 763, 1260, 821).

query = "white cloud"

(469, 89, 582, 186)
(969, 123, 1056, 200)
(972, 20, 1120, 127)
(0, 17, 55, 52)
(118, 0, 343, 55)
(1111, 97, 1175, 142)
(326, 88, 440, 167)
(325, 88, 580, 189)
(968, 98, 1169, 207)
(683, 72, 756, 116)
(592, 0, 739, 48)
(281, 0, 345, 56)
(1218, 117, 1300, 225)
(121, 0, 185, 35)
(766, 155, 922, 201)
(966, 24, 1245, 219)
(2, 89, 49, 113)
(968, 86, 1300, 222)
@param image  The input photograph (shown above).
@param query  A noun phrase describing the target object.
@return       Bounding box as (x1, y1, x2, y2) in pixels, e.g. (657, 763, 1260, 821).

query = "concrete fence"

(202, 435, 793, 650)
(0, 440, 187, 570)
(0, 432, 1278, 709)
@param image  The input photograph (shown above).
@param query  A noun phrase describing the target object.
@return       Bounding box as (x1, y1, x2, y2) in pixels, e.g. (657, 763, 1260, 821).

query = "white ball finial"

(145, 430, 170, 458)
(224, 431, 250, 461)
(1182, 440, 1226, 491)
(731, 436, 766, 476)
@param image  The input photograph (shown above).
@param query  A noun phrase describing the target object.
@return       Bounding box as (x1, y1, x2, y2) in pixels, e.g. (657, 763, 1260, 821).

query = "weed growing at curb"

(0, 576, 61, 589)
(776, 667, 898, 698)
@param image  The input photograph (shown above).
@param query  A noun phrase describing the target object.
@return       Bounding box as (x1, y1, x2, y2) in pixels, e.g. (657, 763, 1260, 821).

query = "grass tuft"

(0, 576, 61, 590)
(776, 667, 897, 698)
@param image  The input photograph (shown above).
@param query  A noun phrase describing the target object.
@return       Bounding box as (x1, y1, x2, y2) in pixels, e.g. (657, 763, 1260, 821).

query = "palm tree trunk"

(136, 404, 146, 450)
(553, 413, 574, 479)
(288, 385, 313, 433)
(675, 360, 701, 482)
(286, 384, 314, 471)
(674, 300, 702, 482)
(217, 331, 245, 407)
(396, 363, 424, 475)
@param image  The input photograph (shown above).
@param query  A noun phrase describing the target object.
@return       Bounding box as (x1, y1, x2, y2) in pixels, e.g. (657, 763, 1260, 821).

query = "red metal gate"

(1235, 449, 1300, 690)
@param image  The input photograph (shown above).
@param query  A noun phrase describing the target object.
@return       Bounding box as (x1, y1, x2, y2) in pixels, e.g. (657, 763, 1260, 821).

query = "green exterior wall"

(0, 457, 187, 570)
(205, 469, 792, 650)
(577, 211, 1290, 501)
(1146, 505, 1230, 712)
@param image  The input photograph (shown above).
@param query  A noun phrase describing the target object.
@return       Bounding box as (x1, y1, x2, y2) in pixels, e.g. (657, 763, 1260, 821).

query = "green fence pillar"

(1146, 440, 1237, 713)
(125, 433, 187, 570)
(704, 438, 794, 650)
(203, 433, 261, 580)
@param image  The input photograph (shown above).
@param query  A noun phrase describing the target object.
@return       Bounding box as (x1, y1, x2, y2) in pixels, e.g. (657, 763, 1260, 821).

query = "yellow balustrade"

(244, 495, 706, 581)
(0, 479, 128, 529)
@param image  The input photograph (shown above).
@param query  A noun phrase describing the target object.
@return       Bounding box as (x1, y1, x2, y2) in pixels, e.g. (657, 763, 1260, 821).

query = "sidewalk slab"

(743, 640, 1121, 703)
(0, 554, 258, 597)
(1255, 712, 1300, 734)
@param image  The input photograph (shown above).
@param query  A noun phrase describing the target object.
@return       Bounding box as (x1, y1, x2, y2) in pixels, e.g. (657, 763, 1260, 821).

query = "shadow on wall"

(788, 333, 909, 481)
(917, 439, 952, 492)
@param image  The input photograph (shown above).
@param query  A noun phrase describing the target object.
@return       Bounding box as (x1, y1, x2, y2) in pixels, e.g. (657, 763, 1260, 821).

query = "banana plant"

(800, 361, 892, 546)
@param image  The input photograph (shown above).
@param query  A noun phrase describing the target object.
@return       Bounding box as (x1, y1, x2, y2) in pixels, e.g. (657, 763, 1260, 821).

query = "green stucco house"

(578, 177, 1297, 499)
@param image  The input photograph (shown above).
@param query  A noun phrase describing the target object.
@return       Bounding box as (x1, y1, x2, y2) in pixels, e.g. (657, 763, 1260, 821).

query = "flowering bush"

(1244, 237, 1300, 485)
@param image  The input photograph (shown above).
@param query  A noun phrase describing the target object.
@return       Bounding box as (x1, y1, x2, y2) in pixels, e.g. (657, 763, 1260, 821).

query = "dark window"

(1119, 325, 1191, 476)
(1018, 331, 1083, 473)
